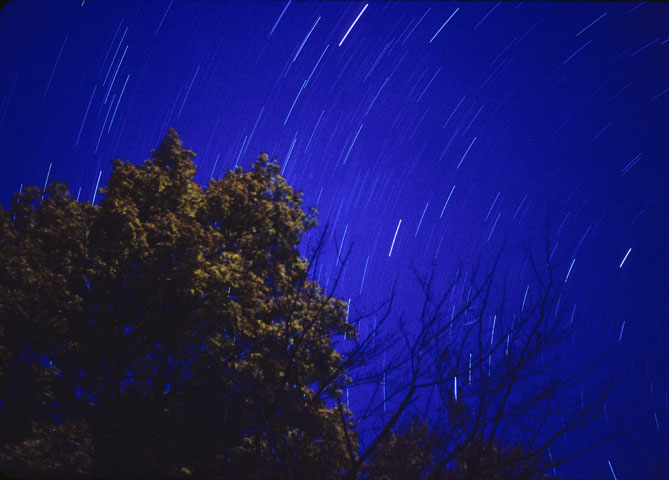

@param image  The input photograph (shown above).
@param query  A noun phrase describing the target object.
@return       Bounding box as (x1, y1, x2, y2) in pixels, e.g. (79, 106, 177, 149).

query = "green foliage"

(0, 129, 356, 478)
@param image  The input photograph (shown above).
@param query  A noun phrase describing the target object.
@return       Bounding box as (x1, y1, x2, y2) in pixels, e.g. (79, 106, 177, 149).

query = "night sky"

(1, 1, 668, 477)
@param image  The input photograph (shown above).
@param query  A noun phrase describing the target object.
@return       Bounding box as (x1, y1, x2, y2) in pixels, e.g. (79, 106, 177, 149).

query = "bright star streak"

(430, 8, 459, 44)
(522, 285, 529, 311)
(42, 162, 52, 192)
(389, 219, 401, 257)
(293, 16, 320, 62)
(268, 0, 291, 37)
(619, 248, 632, 267)
(576, 11, 606, 37)
(608, 460, 618, 480)
(457, 136, 476, 169)
(360, 255, 369, 294)
(343, 123, 363, 165)
(565, 258, 575, 283)
(339, 4, 368, 47)
(76, 85, 97, 145)
(440, 185, 455, 218)
(91, 170, 102, 205)
(415, 201, 429, 236)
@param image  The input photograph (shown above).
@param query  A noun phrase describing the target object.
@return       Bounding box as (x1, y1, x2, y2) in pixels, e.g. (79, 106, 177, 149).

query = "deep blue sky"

(1, 1, 668, 477)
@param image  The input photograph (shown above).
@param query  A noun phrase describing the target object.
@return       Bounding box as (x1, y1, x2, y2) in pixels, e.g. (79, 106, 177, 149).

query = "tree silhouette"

(361, 416, 557, 480)
(340, 229, 624, 479)
(0, 129, 622, 479)
(0, 129, 356, 478)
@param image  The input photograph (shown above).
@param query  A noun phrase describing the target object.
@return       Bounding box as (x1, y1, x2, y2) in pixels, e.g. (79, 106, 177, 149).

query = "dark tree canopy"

(361, 417, 555, 480)
(0, 129, 356, 478)
(0, 129, 614, 480)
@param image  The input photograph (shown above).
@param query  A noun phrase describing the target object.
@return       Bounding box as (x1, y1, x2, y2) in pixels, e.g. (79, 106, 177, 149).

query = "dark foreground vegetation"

(0, 130, 619, 478)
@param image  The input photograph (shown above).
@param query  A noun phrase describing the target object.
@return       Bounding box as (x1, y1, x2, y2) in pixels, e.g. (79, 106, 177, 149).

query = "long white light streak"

(565, 258, 575, 283)
(621, 153, 641, 175)
(96, 94, 114, 153)
(563, 39, 592, 65)
(619, 248, 632, 267)
(415, 201, 429, 236)
(108, 74, 130, 132)
(154, 0, 174, 36)
(293, 17, 320, 62)
(576, 11, 606, 37)
(487, 212, 501, 242)
(44, 36, 68, 99)
(570, 304, 576, 326)
(339, 4, 368, 47)
(522, 285, 529, 311)
(247, 105, 264, 148)
(360, 255, 369, 294)
(91, 170, 102, 205)
(630, 38, 659, 58)
(336, 224, 348, 266)
(210, 153, 220, 179)
(490, 314, 496, 344)
(76, 85, 97, 145)
(284, 80, 307, 125)
(608, 460, 618, 480)
(103, 27, 128, 85)
(281, 132, 298, 175)
(440, 185, 455, 218)
(269, 1, 291, 37)
(234, 135, 247, 168)
(305, 44, 329, 87)
(178, 64, 200, 117)
(429, 8, 459, 43)
(42, 162, 53, 192)
(485, 191, 501, 221)
(365, 77, 389, 117)
(305, 110, 325, 153)
(343, 123, 363, 165)
(443, 96, 465, 128)
(104, 44, 128, 104)
(457, 136, 476, 169)
(388, 219, 402, 257)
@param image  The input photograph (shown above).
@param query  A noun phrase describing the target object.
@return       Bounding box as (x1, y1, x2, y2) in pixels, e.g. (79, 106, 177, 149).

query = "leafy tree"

(0, 129, 622, 479)
(362, 416, 557, 480)
(361, 416, 441, 480)
(0, 129, 357, 478)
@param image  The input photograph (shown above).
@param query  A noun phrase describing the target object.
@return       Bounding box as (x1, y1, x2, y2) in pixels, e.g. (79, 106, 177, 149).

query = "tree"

(343, 231, 624, 479)
(361, 416, 556, 480)
(0, 129, 357, 478)
(361, 416, 441, 480)
(0, 129, 622, 479)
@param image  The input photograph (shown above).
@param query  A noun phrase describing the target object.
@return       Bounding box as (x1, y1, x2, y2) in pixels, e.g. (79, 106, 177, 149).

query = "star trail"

(1, 1, 668, 477)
